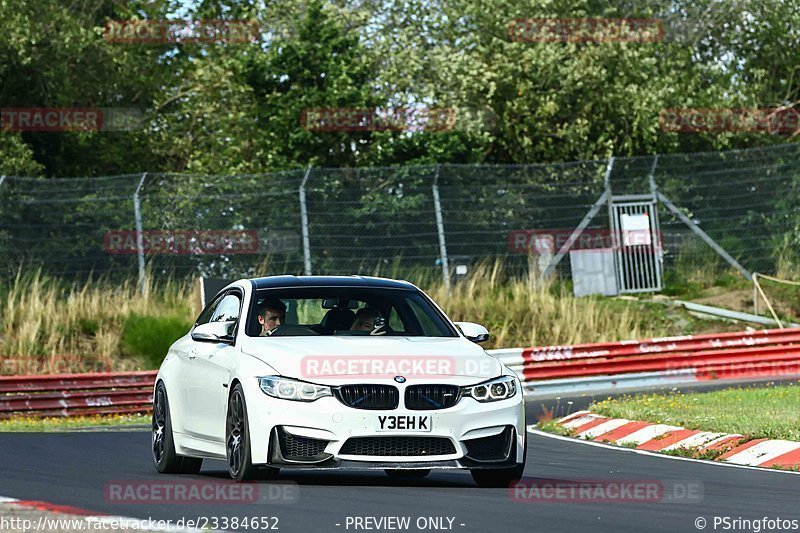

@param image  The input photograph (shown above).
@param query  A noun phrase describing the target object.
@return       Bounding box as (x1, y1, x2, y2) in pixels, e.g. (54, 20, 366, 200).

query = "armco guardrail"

(488, 327, 800, 395)
(3, 327, 800, 417)
(0, 371, 156, 419)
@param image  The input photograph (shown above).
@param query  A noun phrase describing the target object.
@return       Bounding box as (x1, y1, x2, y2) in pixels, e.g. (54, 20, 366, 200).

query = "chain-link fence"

(1, 142, 799, 289)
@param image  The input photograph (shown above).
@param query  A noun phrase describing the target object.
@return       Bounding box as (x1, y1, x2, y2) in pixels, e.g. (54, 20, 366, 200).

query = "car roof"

(249, 275, 417, 290)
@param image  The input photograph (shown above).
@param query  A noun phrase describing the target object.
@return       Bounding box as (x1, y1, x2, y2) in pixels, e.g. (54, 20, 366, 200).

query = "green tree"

(0, 0, 178, 176)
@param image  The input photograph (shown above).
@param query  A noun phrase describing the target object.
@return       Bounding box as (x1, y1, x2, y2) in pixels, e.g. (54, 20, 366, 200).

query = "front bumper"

(241, 378, 526, 469)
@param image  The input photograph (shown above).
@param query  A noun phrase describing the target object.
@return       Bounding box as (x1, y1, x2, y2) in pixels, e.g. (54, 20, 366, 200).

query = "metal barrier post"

(299, 167, 313, 276)
(134, 172, 148, 295)
(432, 164, 451, 289)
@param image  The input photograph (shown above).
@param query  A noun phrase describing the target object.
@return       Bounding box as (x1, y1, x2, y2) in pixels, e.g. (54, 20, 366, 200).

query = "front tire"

(152, 382, 203, 474)
(227, 384, 277, 481)
(470, 463, 525, 488)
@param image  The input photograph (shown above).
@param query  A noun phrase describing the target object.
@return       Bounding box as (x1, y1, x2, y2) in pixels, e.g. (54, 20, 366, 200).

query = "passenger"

(257, 299, 287, 336)
(351, 307, 386, 335)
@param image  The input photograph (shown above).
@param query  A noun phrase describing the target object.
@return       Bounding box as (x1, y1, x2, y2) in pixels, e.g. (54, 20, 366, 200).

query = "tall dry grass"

(1, 261, 670, 374)
(424, 260, 649, 349)
(0, 270, 194, 375)
(775, 234, 800, 280)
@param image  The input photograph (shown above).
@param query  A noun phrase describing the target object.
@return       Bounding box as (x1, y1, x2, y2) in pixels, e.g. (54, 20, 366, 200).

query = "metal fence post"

(0, 176, 6, 226)
(647, 154, 664, 290)
(602, 157, 623, 293)
(604, 156, 616, 237)
(432, 164, 451, 289)
(133, 172, 148, 295)
(299, 167, 313, 276)
(648, 154, 659, 197)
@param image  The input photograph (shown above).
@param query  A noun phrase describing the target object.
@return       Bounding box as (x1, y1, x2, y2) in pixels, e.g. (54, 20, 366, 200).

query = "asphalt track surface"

(1, 384, 798, 533)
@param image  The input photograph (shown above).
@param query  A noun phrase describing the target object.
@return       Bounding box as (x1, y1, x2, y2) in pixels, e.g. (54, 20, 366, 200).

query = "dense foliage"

(1, 0, 798, 176)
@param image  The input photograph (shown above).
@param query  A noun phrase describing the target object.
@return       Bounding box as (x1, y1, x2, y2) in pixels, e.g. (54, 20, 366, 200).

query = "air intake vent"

(405, 385, 460, 410)
(464, 427, 513, 462)
(340, 436, 456, 456)
(334, 384, 399, 410)
(278, 428, 330, 461)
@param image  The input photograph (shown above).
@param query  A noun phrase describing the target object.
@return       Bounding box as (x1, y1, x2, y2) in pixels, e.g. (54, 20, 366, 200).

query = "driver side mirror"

(454, 322, 490, 344)
(192, 320, 236, 344)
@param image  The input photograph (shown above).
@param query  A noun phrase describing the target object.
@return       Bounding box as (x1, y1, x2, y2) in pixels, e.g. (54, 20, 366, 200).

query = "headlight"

(258, 376, 332, 402)
(462, 375, 517, 402)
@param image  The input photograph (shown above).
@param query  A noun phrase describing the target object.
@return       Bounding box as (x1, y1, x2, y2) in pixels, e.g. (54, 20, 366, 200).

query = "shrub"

(121, 314, 192, 368)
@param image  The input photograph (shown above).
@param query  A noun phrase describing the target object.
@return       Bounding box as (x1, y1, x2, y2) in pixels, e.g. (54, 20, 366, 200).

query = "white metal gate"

(610, 197, 663, 293)
(544, 155, 750, 296)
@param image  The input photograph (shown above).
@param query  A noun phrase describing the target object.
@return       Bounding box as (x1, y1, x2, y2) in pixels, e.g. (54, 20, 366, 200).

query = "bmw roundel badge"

(394, 376, 406, 383)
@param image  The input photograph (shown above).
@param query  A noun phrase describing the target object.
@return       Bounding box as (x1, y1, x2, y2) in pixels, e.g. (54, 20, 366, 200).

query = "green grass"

(121, 313, 193, 368)
(771, 464, 800, 472)
(591, 384, 800, 441)
(0, 414, 151, 432)
(661, 264, 751, 299)
(660, 443, 741, 461)
(535, 419, 575, 437)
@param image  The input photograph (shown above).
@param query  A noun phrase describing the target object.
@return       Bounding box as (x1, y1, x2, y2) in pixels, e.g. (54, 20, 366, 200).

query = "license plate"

(377, 415, 432, 432)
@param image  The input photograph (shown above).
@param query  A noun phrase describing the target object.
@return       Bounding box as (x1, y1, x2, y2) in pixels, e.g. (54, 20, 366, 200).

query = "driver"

(257, 298, 286, 336)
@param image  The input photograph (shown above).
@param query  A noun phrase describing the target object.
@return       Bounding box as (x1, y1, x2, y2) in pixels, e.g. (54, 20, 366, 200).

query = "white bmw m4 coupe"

(152, 276, 526, 486)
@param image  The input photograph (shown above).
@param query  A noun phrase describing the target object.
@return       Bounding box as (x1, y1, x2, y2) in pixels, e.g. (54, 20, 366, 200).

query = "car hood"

(239, 336, 502, 383)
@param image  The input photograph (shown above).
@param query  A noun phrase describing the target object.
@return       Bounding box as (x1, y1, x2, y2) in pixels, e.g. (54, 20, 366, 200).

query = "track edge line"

(526, 426, 800, 476)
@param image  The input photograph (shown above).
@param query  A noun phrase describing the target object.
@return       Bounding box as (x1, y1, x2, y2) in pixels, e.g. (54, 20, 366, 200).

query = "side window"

(195, 293, 224, 326)
(408, 299, 442, 336)
(211, 294, 242, 323)
(388, 307, 406, 333)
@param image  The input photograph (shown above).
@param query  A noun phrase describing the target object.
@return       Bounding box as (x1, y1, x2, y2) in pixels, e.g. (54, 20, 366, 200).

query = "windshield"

(245, 287, 458, 338)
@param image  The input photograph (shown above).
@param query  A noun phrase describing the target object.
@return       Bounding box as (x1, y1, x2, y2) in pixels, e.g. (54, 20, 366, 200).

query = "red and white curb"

(0, 496, 202, 532)
(549, 410, 800, 470)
